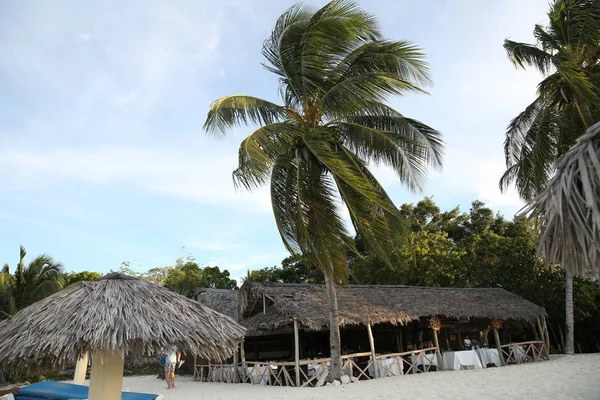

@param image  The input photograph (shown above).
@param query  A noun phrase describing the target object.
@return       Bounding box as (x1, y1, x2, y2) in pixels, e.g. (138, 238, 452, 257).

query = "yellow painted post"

(73, 352, 89, 384)
(88, 349, 124, 400)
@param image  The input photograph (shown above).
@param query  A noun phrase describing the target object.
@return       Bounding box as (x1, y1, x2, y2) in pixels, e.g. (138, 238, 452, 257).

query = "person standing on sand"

(165, 345, 181, 389)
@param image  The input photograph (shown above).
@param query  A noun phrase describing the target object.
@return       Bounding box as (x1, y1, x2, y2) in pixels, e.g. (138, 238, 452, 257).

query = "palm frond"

(333, 154, 407, 266)
(233, 123, 303, 190)
(302, 129, 398, 214)
(203, 95, 288, 136)
(504, 40, 554, 74)
(329, 40, 430, 89)
(270, 153, 349, 282)
(522, 121, 600, 276)
(334, 122, 428, 192)
(320, 72, 427, 114)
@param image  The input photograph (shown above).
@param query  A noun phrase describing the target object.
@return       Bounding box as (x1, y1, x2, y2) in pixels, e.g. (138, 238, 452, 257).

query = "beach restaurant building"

(194, 282, 549, 387)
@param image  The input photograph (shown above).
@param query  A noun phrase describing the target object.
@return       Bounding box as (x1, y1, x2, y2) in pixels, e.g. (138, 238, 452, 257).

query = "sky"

(0, 0, 550, 282)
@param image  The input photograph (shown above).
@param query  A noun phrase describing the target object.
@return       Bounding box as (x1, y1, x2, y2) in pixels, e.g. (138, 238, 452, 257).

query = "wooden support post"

(432, 329, 443, 371)
(233, 349, 240, 383)
(444, 331, 450, 351)
(240, 339, 247, 382)
(73, 352, 89, 384)
(262, 294, 266, 315)
(532, 321, 540, 341)
(294, 319, 300, 387)
(367, 324, 378, 379)
(395, 329, 403, 352)
(537, 317, 549, 359)
(493, 328, 505, 366)
(542, 317, 551, 355)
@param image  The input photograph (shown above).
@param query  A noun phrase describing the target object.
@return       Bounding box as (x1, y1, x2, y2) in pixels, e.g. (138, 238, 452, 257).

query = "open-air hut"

(0, 273, 245, 400)
(195, 282, 549, 386)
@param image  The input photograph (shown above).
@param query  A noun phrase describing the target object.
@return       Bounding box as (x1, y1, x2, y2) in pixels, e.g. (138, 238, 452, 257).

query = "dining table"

(442, 350, 484, 371)
(475, 348, 501, 367)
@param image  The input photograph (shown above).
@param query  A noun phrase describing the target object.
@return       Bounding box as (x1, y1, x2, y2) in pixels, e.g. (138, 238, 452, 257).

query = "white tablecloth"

(368, 356, 403, 377)
(241, 365, 270, 385)
(475, 348, 501, 367)
(443, 350, 484, 371)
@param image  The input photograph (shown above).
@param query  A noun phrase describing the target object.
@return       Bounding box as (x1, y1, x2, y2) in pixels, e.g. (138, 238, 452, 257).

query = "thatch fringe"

(0, 273, 245, 373)
(239, 282, 546, 331)
(194, 288, 238, 320)
(522, 121, 600, 276)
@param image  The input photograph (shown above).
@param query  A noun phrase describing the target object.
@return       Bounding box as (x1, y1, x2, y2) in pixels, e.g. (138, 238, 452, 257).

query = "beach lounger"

(15, 381, 161, 400)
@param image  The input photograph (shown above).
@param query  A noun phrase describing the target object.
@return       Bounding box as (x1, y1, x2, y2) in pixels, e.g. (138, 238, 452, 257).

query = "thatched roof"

(522, 121, 600, 276)
(240, 282, 546, 331)
(194, 288, 238, 320)
(0, 273, 245, 372)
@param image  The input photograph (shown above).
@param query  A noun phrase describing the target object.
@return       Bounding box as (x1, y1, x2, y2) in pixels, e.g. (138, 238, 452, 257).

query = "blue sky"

(0, 0, 549, 281)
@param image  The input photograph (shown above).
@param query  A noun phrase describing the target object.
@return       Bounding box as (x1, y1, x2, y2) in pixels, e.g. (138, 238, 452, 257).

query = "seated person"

(463, 336, 472, 350)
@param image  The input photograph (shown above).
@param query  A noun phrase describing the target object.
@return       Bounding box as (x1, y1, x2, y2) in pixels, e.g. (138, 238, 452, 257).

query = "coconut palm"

(204, 0, 442, 379)
(501, 0, 600, 355)
(1, 245, 63, 317)
(500, 0, 600, 200)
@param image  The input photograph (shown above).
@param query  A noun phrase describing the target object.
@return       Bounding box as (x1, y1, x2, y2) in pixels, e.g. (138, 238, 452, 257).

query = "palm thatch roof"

(194, 288, 238, 320)
(0, 273, 245, 373)
(240, 282, 546, 331)
(522, 121, 600, 276)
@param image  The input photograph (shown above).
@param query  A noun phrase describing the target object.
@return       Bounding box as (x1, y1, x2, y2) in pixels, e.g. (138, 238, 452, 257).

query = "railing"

(196, 347, 440, 387)
(500, 341, 548, 365)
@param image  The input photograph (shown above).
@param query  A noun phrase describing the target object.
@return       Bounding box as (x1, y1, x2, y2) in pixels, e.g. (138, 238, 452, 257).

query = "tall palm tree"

(500, 0, 600, 355)
(204, 0, 442, 379)
(1, 245, 63, 317)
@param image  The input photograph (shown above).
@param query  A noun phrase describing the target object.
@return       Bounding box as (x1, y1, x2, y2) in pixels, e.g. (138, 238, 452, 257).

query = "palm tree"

(1, 245, 63, 317)
(204, 0, 442, 379)
(500, 0, 600, 355)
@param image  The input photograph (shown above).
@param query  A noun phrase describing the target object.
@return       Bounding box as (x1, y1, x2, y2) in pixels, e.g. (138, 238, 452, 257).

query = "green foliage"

(63, 271, 103, 286)
(245, 255, 324, 284)
(0, 246, 63, 318)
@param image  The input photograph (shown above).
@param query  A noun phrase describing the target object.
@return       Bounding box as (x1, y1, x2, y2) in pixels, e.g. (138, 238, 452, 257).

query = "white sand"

(2, 354, 598, 399)
(118, 354, 600, 400)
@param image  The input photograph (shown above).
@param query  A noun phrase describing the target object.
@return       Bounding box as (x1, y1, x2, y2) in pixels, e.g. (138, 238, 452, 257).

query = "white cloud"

(0, 144, 272, 213)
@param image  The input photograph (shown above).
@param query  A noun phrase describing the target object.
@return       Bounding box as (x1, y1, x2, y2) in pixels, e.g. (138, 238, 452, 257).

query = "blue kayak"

(15, 381, 159, 400)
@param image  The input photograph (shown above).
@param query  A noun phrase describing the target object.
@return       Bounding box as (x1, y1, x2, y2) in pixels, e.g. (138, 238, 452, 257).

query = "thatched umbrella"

(0, 273, 245, 399)
(522, 121, 600, 354)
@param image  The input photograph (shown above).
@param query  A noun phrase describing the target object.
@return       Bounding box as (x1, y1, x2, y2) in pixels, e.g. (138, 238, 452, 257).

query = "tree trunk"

(565, 269, 575, 355)
(324, 273, 343, 380)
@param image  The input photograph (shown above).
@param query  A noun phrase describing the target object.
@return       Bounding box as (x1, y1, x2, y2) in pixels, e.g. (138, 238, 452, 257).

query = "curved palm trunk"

(564, 269, 575, 355)
(324, 273, 343, 380)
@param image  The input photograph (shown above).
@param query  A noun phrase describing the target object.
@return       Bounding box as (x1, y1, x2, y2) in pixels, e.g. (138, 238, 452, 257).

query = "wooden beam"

(541, 317, 550, 359)
(233, 349, 240, 383)
(431, 329, 443, 371)
(294, 319, 300, 387)
(367, 324, 378, 379)
(493, 328, 505, 366)
(395, 329, 403, 352)
(240, 339, 247, 382)
(262, 294, 266, 315)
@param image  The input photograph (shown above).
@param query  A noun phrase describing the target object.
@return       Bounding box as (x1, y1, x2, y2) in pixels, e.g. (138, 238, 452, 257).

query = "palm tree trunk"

(324, 273, 343, 380)
(564, 269, 575, 355)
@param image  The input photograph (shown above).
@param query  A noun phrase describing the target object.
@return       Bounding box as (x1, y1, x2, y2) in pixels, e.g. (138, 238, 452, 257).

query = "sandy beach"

(113, 354, 600, 400)
(2, 354, 598, 399)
